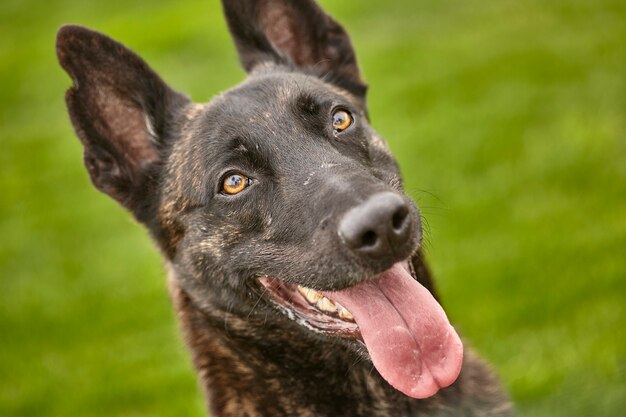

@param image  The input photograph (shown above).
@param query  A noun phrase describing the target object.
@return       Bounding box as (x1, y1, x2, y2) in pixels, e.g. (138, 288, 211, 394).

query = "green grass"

(1, 0, 624, 415)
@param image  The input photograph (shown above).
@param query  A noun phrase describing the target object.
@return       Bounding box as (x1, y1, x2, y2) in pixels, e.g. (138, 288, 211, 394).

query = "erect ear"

(221, 0, 367, 102)
(56, 25, 189, 221)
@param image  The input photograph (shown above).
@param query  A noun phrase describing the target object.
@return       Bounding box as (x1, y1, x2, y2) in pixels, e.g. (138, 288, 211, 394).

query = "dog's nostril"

(361, 230, 378, 248)
(392, 206, 409, 231)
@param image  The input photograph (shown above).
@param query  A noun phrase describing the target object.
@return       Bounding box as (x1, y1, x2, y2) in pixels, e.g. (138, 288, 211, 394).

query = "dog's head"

(57, 0, 462, 400)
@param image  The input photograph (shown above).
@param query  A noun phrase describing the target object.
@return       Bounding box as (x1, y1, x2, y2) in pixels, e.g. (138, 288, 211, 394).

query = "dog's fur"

(56, 1, 514, 416)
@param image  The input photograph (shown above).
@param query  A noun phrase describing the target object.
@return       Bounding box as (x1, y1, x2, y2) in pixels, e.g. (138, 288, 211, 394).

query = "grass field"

(1, 0, 624, 415)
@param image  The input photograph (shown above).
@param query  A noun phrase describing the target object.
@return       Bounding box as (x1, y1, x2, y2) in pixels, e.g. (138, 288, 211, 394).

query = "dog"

(56, 0, 514, 415)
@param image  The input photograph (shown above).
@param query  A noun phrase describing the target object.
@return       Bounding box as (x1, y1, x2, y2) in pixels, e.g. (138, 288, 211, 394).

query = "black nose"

(338, 192, 413, 258)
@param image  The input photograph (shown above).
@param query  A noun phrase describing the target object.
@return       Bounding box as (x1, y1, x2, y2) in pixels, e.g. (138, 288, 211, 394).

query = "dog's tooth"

(306, 289, 323, 304)
(298, 286, 322, 304)
(338, 308, 354, 321)
(316, 297, 337, 313)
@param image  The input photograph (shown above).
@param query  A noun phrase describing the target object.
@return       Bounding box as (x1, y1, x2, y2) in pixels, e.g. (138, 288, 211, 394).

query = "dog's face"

(163, 70, 417, 306)
(57, 0, 463, 400)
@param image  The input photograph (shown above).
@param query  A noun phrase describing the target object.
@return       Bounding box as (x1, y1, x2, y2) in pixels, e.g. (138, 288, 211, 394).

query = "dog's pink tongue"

(324, 263, 463, 399)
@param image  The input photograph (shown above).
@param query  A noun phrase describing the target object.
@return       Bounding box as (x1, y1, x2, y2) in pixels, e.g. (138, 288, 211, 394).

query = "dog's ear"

(221, 0, 367, 101)
(56, 25, 189, 220)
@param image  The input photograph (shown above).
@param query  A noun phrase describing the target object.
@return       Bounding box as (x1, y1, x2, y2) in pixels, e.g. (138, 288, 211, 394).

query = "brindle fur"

(56, 0, 514, 415)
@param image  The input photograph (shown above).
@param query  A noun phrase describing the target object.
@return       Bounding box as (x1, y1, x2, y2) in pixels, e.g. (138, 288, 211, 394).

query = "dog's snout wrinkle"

(338, 192, 413, 261)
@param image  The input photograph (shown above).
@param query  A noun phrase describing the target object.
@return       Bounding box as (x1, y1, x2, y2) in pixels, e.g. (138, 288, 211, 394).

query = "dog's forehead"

(204, 70, 359, 124)
(173, 70, 364, 159)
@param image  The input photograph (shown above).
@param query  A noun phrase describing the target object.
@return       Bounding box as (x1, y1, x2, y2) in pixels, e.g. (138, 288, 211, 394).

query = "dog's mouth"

(257, 276, 361, 338)
(255, 260, 464, 400)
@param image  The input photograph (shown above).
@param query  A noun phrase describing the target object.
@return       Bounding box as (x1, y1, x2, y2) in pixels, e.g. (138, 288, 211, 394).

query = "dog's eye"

(222, 173, 250, 195)
(332, 109, 353, 132)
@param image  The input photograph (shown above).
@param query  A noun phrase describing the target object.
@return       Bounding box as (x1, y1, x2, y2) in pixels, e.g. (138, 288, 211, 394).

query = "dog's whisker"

(247, 284, 270, 320)
(407, 188, 446, 205)
(346, 355, 365, 376)
(419, 214, 434, 250)
(312, 58, 332, 72)
(419, 205, 450, 213)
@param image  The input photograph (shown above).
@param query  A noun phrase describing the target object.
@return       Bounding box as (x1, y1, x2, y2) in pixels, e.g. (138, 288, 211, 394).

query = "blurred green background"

(1, 0, 624, 415)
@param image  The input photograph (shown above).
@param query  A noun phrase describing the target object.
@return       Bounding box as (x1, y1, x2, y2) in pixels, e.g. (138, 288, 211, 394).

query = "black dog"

(57, 0, 514, 415)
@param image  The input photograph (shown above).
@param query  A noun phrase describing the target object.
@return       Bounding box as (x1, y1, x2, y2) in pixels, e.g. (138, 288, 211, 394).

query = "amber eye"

(222, 173, 250, 195)
(332, 109, 353, 132)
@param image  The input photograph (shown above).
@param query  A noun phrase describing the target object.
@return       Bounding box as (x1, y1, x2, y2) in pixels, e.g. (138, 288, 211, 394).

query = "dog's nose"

(338, 192, 412, 258)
